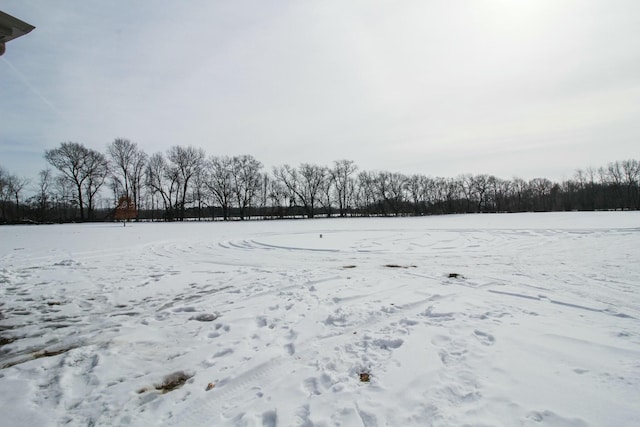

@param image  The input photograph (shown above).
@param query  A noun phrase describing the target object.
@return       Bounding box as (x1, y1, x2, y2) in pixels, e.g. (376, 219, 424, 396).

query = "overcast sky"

(1, 0, 639, 184)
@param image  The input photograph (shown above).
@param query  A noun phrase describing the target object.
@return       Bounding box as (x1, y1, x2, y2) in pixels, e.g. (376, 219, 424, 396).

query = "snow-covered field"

(1, 212, 639, 427)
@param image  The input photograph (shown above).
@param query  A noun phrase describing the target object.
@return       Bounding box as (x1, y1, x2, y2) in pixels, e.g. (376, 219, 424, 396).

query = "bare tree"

(7, 174, 30, 221)
(301, 163, 328, 218)
(387, 172, 407, 215)
(442, 177, 463, 213)
(44, 142, 107, 221)
(33, 168, 53, 221)
(605, 161, 625, 209)
(584, 166, 599, 209)
(272, 165, 299, 215)
(372, 171, 391, 215)
(319, 172, 335, 217)
(0, 166, 9, 221)
(420, 176, 438, 212)
(621, 159, 640, 209)
(191, 166, 208, 221)
(573, 168, 589, 210)
(490, 177, 511, 212)
(429, 177, 445, 212)
(373, 171, 406, 215)
(146, 152, 179, 220)
(460, 174, 475, 212)
(53, 175, 77, 221)
(529, 178, 554, 211)
(131, 150, 148, 212)
(273, 164, 326, 218)
(330, 160, 358, 217)
(45, 142, 88, 220)
(230, 155, 263, 220)
(257, 173, 270, 213)
(406, 174, 428, 214)
(470, 174, 491, 212)
(355, 171, 376, 215)
(167, 145, 205, 220)
(107, 138, 147, 213)
(83, 150, 109, 219)
(267, 177, 290, 218)
(108, 138, 136, 199)
(510, 177, 529, 211)
(206, 156, 234, 220)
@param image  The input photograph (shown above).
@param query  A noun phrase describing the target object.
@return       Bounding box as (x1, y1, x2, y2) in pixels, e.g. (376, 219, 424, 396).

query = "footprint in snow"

(284, 343, 295, 355)
(473, 329, 495, 345)
(525, 410, 589, 426)
(190, 313, 219, 322)
(439, 349, 467, 366)
(373, 338, 404, 350)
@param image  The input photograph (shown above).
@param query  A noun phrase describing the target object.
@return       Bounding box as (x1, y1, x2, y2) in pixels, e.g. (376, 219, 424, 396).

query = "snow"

(1, 212, 639, 426)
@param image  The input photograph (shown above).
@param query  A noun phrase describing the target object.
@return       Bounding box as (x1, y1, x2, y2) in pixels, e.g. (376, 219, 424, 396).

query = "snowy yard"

(1, 212, 639, 426)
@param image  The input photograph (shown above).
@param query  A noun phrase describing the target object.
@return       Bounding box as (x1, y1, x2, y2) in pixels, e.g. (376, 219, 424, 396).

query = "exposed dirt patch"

(155, 371, 193, 393)
(383, 264, 416, 269)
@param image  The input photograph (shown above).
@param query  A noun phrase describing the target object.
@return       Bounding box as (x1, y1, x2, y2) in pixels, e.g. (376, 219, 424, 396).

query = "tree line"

(1, 139, 639, 224)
